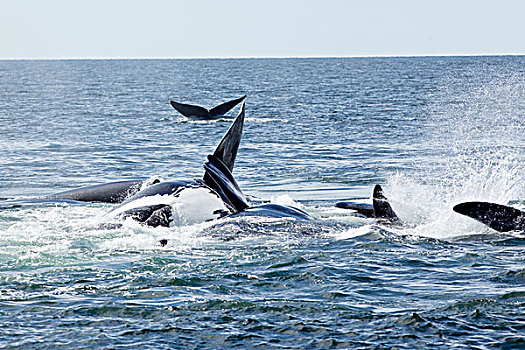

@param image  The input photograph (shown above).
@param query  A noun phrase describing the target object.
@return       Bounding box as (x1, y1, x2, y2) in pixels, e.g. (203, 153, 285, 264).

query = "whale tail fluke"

(209, 95, 246, 117)
(334, 185, 400, 222)
(453, 201, 525, 232)
(170, 95, 246, 120)
(169, 101, 210, 119)
(373, 185, 400, 223)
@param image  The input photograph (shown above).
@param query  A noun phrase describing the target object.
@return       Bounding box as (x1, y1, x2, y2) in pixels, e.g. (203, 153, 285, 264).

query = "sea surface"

(0, 57, 524, 349)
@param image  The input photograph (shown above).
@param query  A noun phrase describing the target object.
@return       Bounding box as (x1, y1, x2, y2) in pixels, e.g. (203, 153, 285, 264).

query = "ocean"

(0, 57, 524, 348)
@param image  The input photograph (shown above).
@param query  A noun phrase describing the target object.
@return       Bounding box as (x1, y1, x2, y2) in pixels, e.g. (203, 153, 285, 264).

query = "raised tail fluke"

(209, 95, 246, 117)
(373, 185, 400, 223)
(453, 201, 525, 232)
(169, 101, 210, 119)
(170, 95, 246, 120)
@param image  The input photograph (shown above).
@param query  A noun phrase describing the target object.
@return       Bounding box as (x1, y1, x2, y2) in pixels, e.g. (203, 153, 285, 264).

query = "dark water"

(0, 57, 524, 348)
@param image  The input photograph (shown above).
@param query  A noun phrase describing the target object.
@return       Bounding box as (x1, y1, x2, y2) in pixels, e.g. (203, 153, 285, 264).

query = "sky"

(1, 0, 524, 59)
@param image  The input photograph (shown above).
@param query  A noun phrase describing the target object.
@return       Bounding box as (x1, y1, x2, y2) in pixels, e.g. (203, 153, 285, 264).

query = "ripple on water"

(0, 57, 524, 348)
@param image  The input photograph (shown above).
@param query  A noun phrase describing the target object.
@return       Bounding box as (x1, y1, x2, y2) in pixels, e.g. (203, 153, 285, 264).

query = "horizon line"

(1, 53, 525, 61)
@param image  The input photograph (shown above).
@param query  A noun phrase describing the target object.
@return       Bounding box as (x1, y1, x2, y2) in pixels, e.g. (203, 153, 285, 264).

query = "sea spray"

(383, 69, 524, 238)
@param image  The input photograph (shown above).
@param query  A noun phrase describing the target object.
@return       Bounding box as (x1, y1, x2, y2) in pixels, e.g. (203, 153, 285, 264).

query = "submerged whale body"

(453, 201, 525, 232)
(335, 184, 400, 223)
(170, 95, 246, 120)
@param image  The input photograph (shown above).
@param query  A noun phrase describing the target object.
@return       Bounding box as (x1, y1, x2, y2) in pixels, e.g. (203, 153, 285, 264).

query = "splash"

(269, 194, 305, 208)
(384, 74, 524, 239)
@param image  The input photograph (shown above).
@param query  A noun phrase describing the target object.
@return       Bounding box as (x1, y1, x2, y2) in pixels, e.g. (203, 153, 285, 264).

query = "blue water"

(0, 57, 524, 348)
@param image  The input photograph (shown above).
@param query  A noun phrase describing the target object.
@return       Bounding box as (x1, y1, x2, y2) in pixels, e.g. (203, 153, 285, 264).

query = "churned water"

(0, 57, 524, 348)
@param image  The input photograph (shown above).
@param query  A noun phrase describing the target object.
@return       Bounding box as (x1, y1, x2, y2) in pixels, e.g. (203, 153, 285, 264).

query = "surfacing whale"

(106, 103, 247, 227)
(1, 103, 246, 211)
(335, 185, 401, 224)
(110, 103, 316, 228)
(202, 154, 316, 221)
(453, 201, 525, 232)
(170, 95, 246, 120)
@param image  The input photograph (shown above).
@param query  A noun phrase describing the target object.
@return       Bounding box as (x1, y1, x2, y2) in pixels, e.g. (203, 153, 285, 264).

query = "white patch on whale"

(106, 187, 229, 227)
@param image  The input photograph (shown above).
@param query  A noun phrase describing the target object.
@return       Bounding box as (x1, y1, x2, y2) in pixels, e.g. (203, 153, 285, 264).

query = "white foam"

(335, 224, 374, 240)
(269, 194, 305, 208)
(384, 149, 523, 239)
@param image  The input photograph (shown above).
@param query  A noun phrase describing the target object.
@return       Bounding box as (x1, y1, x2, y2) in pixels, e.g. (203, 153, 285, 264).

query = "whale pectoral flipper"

(372, 185, 400, 223)
(210, 102, 245, 172)
(203, 154, 249, 213)
(170, 101, 210, 119)
(453, 201, 525, 232)
(335, 201, 375, 217)
(209, 95, 246, 117)
(202, 155, 316, 221)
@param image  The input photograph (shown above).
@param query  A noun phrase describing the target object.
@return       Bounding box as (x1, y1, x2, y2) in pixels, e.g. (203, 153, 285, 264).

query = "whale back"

(49, 179, 148, 203)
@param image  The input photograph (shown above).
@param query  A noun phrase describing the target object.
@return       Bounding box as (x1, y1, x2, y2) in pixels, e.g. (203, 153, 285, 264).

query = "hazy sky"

(1, 0, 524, 59)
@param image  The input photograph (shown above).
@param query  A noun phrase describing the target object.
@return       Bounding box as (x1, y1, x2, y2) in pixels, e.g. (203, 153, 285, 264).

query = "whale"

(1, 102, 246, 211)
(109, 103, 316, 228)
(453, 201, 525, 232)
(335, 185, 401, 223)
(170, 95, 246, 120)
(105, 103, 247, 227)
(113, 153, 316, 228)
(202, 154, 316, 221)
(0, 179, 157, 209)
(0, 178, 157, 208)
(49, 179, 160, 204)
